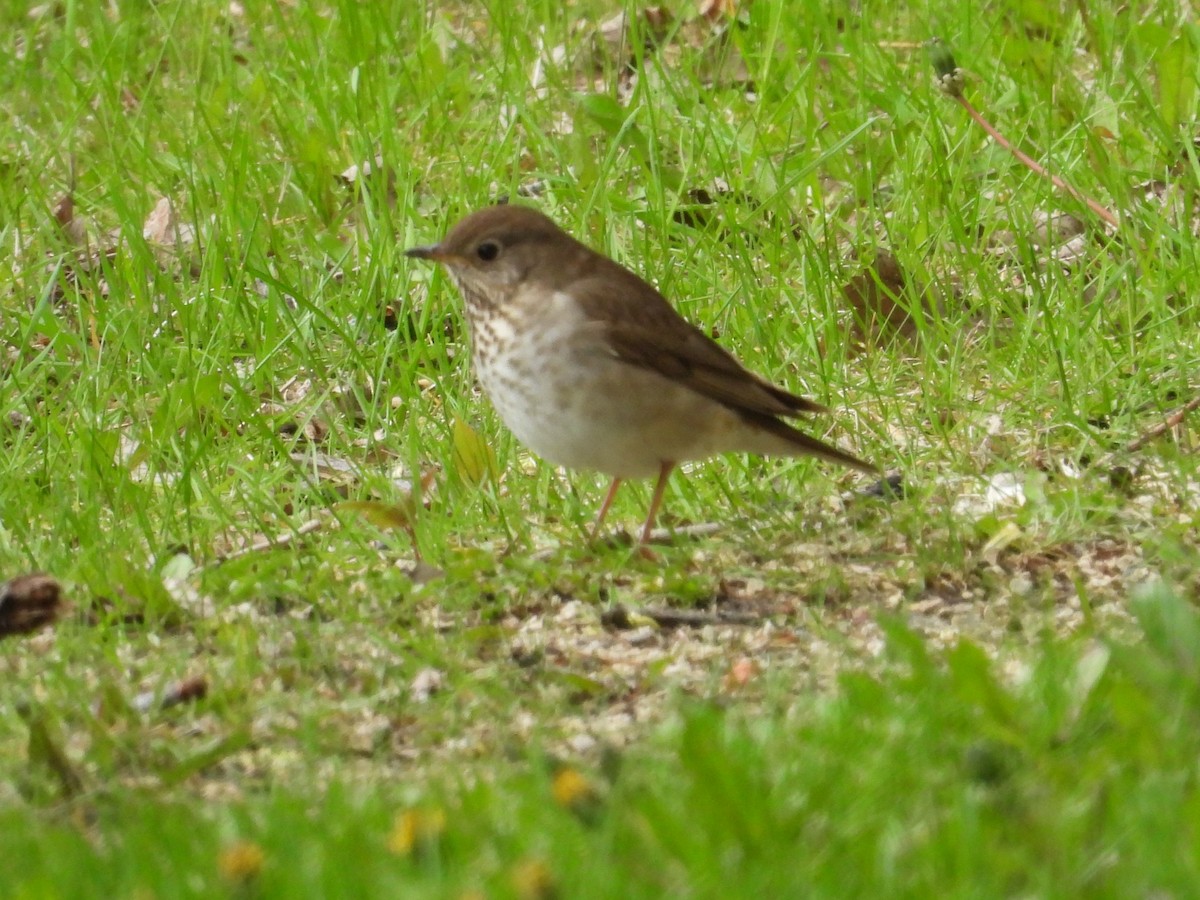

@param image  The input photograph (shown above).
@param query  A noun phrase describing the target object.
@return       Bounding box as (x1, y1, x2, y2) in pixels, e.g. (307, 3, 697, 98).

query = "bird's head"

(405, 205, 581, 306)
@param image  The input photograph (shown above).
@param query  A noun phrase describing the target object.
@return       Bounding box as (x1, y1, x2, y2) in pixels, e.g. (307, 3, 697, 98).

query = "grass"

(8, 586, 1200, 896)
(2, 0, 1198, 895)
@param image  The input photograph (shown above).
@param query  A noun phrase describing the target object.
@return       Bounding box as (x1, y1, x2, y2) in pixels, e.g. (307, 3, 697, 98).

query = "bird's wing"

(569, 272, 828, 420)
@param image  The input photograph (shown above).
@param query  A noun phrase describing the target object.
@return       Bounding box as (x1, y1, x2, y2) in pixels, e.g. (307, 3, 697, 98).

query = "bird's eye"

(476, 241, 500, 262)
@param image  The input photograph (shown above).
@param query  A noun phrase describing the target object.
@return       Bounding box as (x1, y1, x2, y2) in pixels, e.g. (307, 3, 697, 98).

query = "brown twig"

(1122, 395, 1200, 454)
(927, 39, 1119, 230)
(953, 96, 1120, 229)
(213, 517, 329, 564)
(1086, 393, 1200, 473)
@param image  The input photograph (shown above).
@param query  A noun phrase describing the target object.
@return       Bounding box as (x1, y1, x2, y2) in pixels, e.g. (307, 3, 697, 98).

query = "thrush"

(406, 205, 876, 544)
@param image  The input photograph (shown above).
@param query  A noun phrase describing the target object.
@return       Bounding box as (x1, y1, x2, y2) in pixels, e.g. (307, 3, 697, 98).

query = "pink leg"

(591, 477, 622, 539)
(639, 462, 676, 544)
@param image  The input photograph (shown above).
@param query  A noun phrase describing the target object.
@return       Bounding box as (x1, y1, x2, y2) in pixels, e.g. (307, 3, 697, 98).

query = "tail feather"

(742, 411, 878, 475)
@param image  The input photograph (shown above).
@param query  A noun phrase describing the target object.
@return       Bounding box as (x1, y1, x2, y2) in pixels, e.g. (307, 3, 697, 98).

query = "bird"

(406, 204, 876, 544)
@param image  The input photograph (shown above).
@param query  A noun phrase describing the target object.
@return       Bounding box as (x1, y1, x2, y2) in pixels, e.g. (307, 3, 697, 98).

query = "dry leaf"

(28, 3, 66, 20)
(724, 656, 759, 689)
(410, 667, 445, 703)
(142, 195, 199, 277)
(339, 466, 436, 558)
(842, 249, 918, 345)
(952, 473, 1028, 519)
(53, 191, 73, 228)
(594, 7, 674, 66)
(161, 552, 216, 618)
(699, 0, 739, 22)
(133, 675, 209, 713)
(142, 196, 181, 245)
(1031, 210, 1085, 247)
(337, 154, 396, 203)
(52, 191, 87, 246)
(0, 573, 63, 638)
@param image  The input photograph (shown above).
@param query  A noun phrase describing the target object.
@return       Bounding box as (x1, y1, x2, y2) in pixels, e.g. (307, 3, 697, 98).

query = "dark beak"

(405, 244, 445, 261)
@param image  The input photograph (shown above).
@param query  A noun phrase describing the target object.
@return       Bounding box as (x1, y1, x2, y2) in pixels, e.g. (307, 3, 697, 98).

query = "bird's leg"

(591, 477, 623, 540)
(639, 462, 676, 544)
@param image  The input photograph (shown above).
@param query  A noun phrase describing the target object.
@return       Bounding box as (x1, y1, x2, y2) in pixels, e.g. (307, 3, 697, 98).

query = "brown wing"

(568, 265, 828, 420)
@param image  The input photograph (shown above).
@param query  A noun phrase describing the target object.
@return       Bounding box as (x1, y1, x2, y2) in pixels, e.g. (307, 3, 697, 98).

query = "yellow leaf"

(452, 418, 498, 485)
(387, 807, 447, 857)
(217, 841, 265, 883)
(510, 858, 557, 900)
(339, 499, 417, 531)
(551, 767, 594, 809)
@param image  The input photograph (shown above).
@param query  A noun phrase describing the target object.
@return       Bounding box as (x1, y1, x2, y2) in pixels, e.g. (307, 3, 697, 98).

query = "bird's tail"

(740, 412, 878, 475)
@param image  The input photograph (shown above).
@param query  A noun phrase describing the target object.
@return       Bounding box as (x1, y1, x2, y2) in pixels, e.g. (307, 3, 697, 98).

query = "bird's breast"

(461, 291, 749, 478)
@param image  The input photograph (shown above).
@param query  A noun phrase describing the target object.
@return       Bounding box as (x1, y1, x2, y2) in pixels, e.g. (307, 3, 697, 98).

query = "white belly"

(471, 291, 758, 479)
